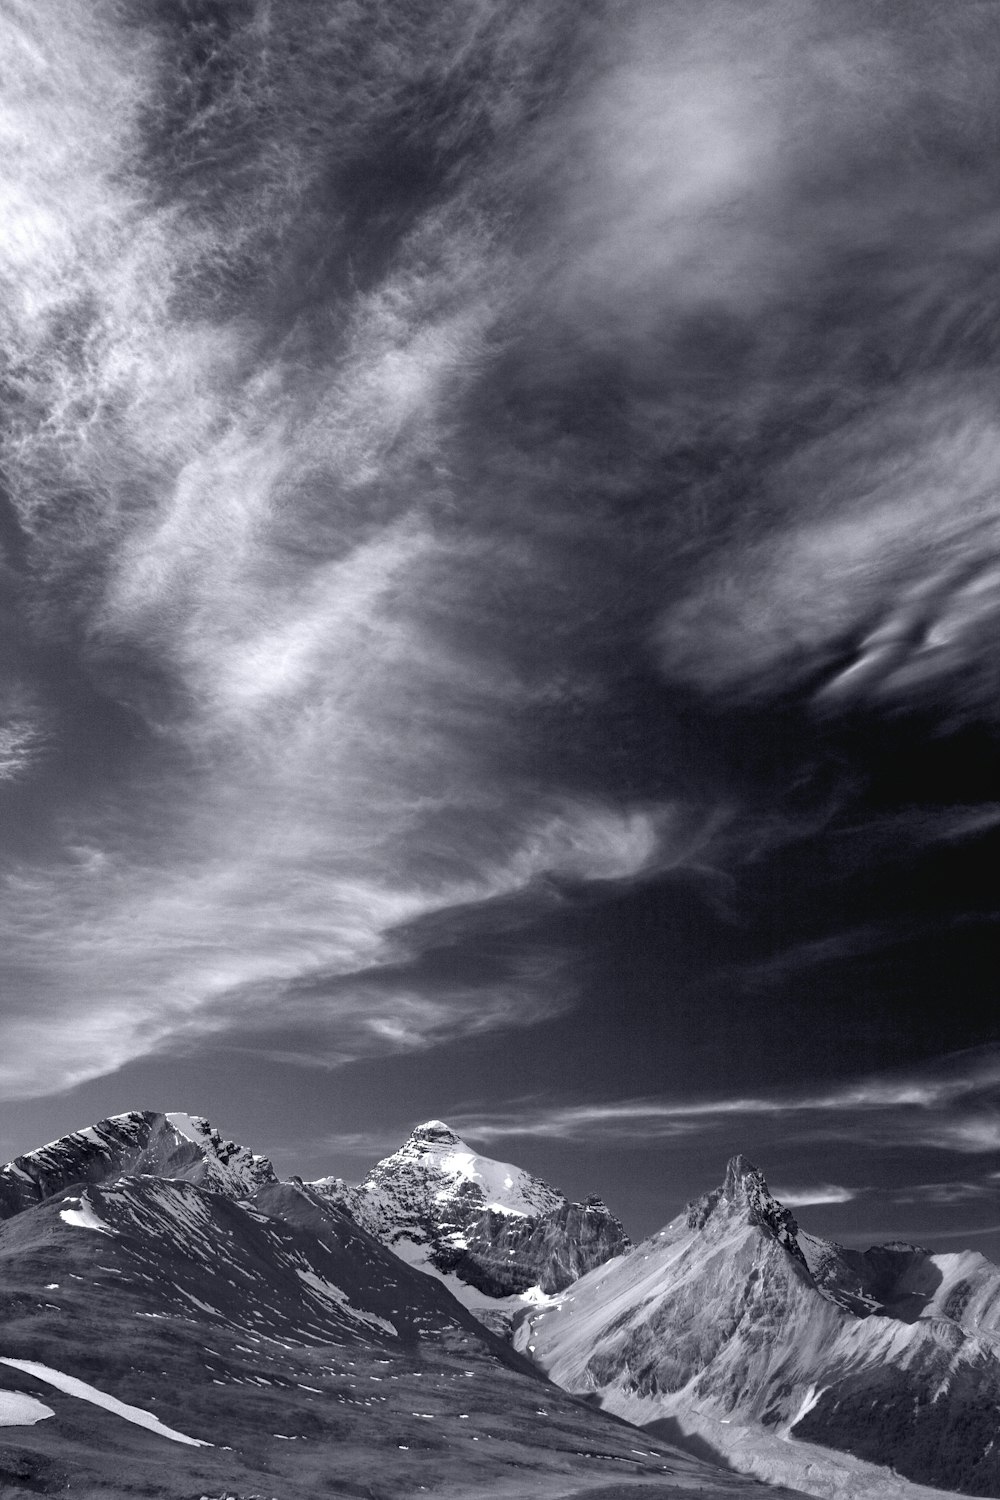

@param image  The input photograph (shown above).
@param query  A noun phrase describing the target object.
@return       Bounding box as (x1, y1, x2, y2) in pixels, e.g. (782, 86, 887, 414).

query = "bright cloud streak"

(451, 1048, 1000, 1151)
(769, 1184, 856, 1208)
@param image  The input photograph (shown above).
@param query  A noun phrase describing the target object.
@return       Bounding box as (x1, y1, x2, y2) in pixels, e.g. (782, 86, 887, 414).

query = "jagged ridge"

(0, 1110, 276, 1219)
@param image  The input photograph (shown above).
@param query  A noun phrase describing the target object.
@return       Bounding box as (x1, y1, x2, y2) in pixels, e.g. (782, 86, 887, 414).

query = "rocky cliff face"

(517, 1154, 1000, 1499)
(439, 1195, 630, 1298)
(0, 1110, 276, 1219)
(314, 1121, 630, 1326)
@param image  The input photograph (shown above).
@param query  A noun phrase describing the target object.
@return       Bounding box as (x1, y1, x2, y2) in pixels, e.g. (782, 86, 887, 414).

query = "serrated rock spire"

(685, 1154, 808, 1269)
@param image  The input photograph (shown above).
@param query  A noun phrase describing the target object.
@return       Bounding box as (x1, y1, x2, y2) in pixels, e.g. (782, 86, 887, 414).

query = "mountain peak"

(685, 1154, 809, 1270)
(722, 1153, 767, 1200)
(408, 1120, 463, 1146)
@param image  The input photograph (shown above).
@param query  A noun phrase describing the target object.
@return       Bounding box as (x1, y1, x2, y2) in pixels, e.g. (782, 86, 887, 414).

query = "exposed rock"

(720, 1154, 809, 1270)
(317, 1121, 630, 1326)
(0, 1111, 276, 1219)
(440, 1195, 631, 1297)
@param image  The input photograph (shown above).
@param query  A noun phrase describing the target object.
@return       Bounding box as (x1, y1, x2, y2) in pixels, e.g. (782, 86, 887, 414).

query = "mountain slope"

(317, 1120, 630, 1330)
(516, 1155, 1000, 1500)
(800, 1231, 1000, 1334)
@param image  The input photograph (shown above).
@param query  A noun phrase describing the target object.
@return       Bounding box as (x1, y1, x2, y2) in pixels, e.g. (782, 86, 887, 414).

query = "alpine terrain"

(516, 1154, 1000, 1500)
(314, 1120, 631, 1332)
(0, 1111, 804, 1500)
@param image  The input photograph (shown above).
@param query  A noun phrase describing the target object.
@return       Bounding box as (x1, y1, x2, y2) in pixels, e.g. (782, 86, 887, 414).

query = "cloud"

(657, 387, 1000, 717)
(622, 5, 1000, 724)
(1, 1, 713, 1097)
(0, 0, 996, 1108)
(451, 1047, 1000, 1151)
(890, 1180, 998, 1208)
(916, 1114, 1000, 1155)
(0, 716, 43, 781)
(769, 1184, 856, 1208)
(305, 1131, 410, 1163)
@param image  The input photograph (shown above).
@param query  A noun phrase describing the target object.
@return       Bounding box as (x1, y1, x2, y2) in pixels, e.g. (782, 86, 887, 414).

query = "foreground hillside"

(0, 1112, 805, 1499)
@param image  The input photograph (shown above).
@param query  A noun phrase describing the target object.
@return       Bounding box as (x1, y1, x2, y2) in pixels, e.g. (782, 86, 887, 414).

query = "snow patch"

(787, 1383, 827, 1432)
(165, 1112, 207, 1145)
(294, 1270, 397, 1337)
(0, 1358, 211, 1447)
(519, 1284, 563, 1308)
(59, 1193, 113, 1235)
(0, 1391, 54, 1426)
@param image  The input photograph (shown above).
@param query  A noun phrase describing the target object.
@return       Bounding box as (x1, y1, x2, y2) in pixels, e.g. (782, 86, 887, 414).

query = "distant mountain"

(799, 1227, 1000, 1331)
(0, 1110, 276, 1218)
(515, 1154, 1000, 1499)
(0, 1112, 803, 1500)
(315, 1120, 630, 1331)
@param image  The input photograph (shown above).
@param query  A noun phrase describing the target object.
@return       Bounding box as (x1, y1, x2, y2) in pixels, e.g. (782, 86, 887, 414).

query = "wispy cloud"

(0, 716, 42, 781)
(769, 1184, 857, 1208)
(0, 0, 995, 1113)
(2, 1, 724, 1096)
(890, 1179, 999, 1208)
(451, 1047, 1000, 1153)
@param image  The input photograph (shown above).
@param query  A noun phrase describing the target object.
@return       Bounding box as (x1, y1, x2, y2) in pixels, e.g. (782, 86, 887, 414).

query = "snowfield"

(0, 1389, 54, 1426)
(0, 1357, 212, 1447)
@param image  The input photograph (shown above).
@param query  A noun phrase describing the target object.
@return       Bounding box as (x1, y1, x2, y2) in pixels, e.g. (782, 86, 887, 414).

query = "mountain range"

(0, 1112, 996, 1500)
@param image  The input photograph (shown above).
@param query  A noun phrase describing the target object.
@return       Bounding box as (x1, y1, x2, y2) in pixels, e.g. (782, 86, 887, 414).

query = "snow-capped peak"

(408, 1120, 462, 1146)
(374, 1122, 564, 1220)
(318, 1121, 627, 1331)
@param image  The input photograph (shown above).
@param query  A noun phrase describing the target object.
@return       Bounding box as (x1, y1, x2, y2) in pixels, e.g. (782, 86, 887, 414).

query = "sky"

(0, 0, 997, 1252)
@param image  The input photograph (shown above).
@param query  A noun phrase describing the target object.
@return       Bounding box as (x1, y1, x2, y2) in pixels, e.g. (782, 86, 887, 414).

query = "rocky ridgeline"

(0, 1112, 628, 1324)
(0, 1110, 276, 1220)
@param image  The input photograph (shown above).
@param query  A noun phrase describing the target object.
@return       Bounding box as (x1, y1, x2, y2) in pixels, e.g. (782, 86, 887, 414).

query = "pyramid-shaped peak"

(684, 1155, 809, 1274)
(722, 1153, 769, 1200)
(409, 1120, 463, 1146)
(718, 1154, 808, 1269)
